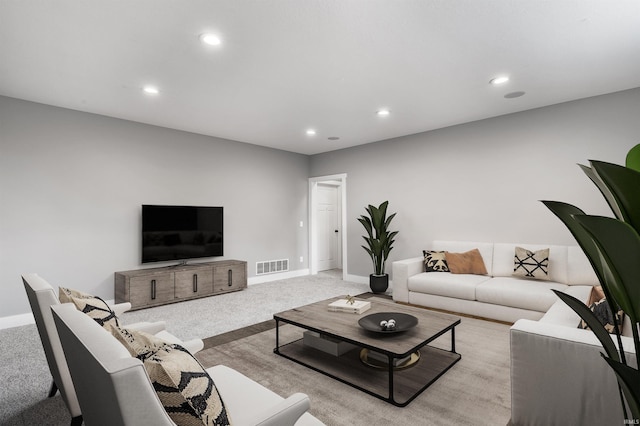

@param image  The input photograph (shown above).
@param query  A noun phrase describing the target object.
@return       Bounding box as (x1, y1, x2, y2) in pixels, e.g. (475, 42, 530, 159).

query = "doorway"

(309, 174, 347, 279)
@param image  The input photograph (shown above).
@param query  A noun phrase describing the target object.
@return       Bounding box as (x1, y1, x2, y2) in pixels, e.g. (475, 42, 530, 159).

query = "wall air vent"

(256, 259, 289, 275)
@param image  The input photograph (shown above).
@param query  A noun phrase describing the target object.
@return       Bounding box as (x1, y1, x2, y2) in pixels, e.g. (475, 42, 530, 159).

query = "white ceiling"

(1, 1, 640, 155)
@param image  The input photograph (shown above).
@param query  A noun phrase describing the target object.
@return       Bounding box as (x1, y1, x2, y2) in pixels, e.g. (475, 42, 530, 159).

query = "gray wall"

(310, 88, 640, 278)
(0, 96, 310, 317)
(2, 88, 640, 319)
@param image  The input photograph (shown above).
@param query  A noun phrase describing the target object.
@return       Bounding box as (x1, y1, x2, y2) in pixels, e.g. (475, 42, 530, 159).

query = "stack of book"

(303, 331, 357, 356)
(328, 298, 371, 314)
(366, 349, 413, 367)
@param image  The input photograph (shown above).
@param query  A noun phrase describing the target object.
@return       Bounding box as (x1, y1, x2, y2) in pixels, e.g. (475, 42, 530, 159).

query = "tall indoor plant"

(543, 150, 640, 422)
(358, 201, 398, 293)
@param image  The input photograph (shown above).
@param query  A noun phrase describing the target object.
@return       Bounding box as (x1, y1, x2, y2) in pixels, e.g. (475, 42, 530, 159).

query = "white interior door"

(317, 183, 341, 271)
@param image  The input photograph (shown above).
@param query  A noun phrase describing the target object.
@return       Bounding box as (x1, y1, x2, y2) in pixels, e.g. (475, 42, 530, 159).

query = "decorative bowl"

(358, 312, 418, 334)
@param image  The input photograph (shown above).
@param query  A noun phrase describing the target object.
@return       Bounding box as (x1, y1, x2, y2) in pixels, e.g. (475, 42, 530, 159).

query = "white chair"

(51, 303, 324, 426)
(22, 273, 204, 425)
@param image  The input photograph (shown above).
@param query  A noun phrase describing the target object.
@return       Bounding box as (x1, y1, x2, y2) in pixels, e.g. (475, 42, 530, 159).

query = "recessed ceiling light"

(199, 33, 222, 46)
(490, 76, 509, 85)
(142, 85, 159, 95)
(377, 109, 390, 117)
(306, 129, 316, 136)
(504, 91, 526, 99)
(328, 136, 340, 141)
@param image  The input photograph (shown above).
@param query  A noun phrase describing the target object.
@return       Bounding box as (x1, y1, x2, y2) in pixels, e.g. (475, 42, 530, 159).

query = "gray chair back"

(22, 273, 81, 419)
(51, 303, 175, 426)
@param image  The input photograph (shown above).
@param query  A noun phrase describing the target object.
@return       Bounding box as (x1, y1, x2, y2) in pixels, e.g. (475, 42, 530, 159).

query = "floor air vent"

(256, 259, 289, 275)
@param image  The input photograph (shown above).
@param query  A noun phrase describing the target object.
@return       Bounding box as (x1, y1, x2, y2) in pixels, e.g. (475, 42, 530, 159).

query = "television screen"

(142, 205, 223, 263)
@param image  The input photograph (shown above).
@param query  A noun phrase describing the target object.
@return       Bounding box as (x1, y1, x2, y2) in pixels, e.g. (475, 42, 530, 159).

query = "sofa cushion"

(513, 247, 550, 280)
(539, 285, 593, 328)
(445, 249, 488, 275)
(476, 277, 568, 312)
(423, 250, 449, 272)
(112, 327, 231, 426)
(60, 287, 120, 331)
(408, 272, 491, 301)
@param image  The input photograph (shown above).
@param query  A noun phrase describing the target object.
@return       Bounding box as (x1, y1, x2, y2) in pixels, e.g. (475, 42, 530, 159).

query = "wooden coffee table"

(273, 296, 461, 406)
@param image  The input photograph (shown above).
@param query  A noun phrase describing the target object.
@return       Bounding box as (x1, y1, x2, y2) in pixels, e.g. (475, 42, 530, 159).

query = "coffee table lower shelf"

(274, 335, 461, 407)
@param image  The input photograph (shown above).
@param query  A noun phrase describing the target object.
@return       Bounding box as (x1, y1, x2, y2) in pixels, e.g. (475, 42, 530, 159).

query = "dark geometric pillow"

(59, 287, 120, 331)
(513, 247, 550, 280)
(423, 250, 449, 272)
(578, 297, 625, 334)
(112, 327, 231, 426)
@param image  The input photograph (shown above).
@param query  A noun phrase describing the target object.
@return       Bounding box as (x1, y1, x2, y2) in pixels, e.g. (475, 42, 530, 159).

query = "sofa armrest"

(245, 392, 311, 426)
(392, 257, 423, 303)
(110, 302, 132, 316)
(510, 319, 636, 426)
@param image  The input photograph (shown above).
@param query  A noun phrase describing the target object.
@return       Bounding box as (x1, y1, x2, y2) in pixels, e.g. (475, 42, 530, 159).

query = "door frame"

(309, 173, 347, 279)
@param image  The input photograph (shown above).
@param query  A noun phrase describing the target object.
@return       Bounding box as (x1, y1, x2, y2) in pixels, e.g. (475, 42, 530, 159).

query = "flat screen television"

(141, 205, 223, 264)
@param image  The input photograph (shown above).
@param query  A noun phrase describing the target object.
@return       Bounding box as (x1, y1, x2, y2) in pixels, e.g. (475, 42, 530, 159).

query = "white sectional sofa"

(392, 240, 638, 426)
(392, 240, 597, 323)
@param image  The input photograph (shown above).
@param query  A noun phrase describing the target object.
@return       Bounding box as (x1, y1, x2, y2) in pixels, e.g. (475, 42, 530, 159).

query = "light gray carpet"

(119, 269, 366, 341)
(196, 313, 512, 426)
(0, 270, 368, 425)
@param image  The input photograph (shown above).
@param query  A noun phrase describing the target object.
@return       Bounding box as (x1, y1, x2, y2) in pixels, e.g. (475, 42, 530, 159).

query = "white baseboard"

(248, 268, 310, 285)
(0, 312, 35, 330)
(0, 301, 118, 331)
(345, 274, 369, 284)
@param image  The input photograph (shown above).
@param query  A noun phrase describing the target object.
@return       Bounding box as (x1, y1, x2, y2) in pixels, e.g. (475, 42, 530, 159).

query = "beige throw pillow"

(513, 247, 550, 280)
(445, 249, 488, 275)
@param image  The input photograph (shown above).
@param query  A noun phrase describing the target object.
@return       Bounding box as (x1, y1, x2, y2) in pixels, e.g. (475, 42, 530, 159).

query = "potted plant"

(358, 201, 398, 293)
(542, 149, 640, 422)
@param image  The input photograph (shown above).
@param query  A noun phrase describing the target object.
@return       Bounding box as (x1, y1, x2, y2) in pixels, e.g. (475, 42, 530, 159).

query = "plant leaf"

(552, 290, 619, 362)
(580, 163, 624, 221)
(543, 201, 628, 360)
(602, 356, 640, 421)
(541, 201, 604, 284)
(625, 143, 640, 172)
(574, 215, 640, 325)
(591, 160, 640, 231)
(358, 201, 397, 275)
(358, 216, 374, 239)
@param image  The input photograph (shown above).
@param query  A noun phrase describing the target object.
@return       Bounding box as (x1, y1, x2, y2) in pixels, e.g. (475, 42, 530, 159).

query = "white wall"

(310, 88, 640, 278)
(0, 96, 310, 318)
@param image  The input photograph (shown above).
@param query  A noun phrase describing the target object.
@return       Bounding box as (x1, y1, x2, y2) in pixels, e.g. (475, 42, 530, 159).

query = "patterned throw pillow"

(112, 327, 231, 426)
(578, 297, 625, 334)
(513, 247, 550, 280)
(59, 287, 120, 331)
(423, 250, 449, 272)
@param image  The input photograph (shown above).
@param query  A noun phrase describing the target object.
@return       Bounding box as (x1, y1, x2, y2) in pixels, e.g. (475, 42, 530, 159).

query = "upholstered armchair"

(51, 303, 324, 426)
(22, 273, 204, 425)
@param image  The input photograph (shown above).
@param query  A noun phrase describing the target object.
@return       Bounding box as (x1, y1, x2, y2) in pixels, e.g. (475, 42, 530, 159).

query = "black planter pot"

(369, 274, 389, 294)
